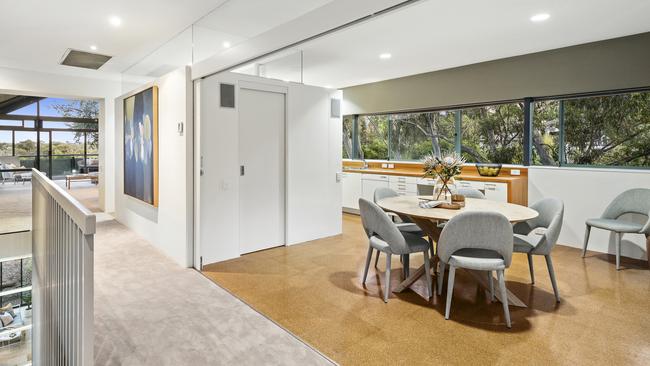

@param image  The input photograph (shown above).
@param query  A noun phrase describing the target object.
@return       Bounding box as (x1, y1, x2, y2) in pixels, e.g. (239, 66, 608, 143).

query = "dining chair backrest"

(374, 187, 414, 223)
(455, 187, 486, 199)
(437, 211, 513, 267)
(373, 187, 398, 203)
(601, 188, 650, 234)
(358, 198, 408, 254)
(514, 197, 564, 255)
(417, 184, 434, 196)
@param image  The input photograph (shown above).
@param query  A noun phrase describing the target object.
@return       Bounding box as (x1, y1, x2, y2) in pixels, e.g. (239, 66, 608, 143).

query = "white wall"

(529, 166, 650, 260)
(286, 85, 342, 244)
(114, 66, 193, 267)
(196, 72, 342, 265)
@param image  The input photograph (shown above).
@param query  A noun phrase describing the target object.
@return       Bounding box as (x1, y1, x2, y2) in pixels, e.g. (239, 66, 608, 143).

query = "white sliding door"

(238, 88, 286, 254)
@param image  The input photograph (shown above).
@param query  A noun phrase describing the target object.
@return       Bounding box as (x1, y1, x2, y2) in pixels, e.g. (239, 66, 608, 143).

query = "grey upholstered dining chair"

(513, 198, 564, 302)
(437, 211, 513, 328)
(454, 187, 486, 199)
(373, 187, 428, 275)
(583, 188, 650, 270)
(359, 198, 432, 302)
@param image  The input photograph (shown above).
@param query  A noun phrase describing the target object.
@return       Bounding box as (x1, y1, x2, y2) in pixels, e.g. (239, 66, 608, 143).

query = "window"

(342, 115, 353, 159)
(531, 100, 560, 166)
(0, 131, 11, 156)
(358, 115, 388, 160)
(563, 92, 650, 167)
(0, 95, 99, 178)
(461, 103, 524, 164)
(532, 91, 650, 168)
(390, 111, 456, 161)
(345, 89, 650, 168)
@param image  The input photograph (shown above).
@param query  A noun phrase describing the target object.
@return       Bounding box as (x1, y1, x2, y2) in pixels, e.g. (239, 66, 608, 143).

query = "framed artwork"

(123, 86, 158, 206)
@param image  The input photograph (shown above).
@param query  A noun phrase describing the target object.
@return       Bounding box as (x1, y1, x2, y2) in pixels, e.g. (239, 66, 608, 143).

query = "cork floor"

(202, 213, 650, 365)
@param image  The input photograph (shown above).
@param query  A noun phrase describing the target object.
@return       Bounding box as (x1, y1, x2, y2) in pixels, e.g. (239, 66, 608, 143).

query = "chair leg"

(362, 246, 373, 285)
(545, 255, 560, 302)
(384, 253, 392, 303)
(444, 265, 456, 319)
(423, 250, 432, 299)
(527, 253, 535, 285)
(437, 261, 446, 295)
(487, 271, 494, 302)
(582, 225, 591, 257)
(403, 254, 410, 279)
(497, 269, 511, 328)
(374, 249, 380, 268)
(615, 232, 622, 270)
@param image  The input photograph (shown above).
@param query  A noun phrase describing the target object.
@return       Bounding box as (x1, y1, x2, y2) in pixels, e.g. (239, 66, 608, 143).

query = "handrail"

(31, 169, 95, 234)
(32, 167, 95, 365)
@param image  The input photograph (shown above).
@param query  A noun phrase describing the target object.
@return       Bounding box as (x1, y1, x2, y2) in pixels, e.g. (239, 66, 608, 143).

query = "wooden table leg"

(393, 217, 441, 293)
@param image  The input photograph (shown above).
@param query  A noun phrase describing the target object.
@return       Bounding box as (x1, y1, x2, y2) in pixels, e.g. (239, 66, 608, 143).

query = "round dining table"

(376, 195, 538, 307)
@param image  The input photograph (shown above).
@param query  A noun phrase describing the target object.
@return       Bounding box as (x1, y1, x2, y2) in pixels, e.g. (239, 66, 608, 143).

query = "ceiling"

(0, 0, 333, 79)
(1, 0, 649, 87)
(241, 0, 650, 88)
(0, 0, 225, 78)
(125, 0, 333, 77)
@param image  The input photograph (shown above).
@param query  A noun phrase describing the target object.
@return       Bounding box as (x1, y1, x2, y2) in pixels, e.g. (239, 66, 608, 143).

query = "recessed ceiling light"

(379, 53, 392, 60)
(222, 41, 231, 48)
(324, 85, 333, 89)
(530, 13, 550, 22)
(90, 45, 98, 51)
(109, 16, 122, 27)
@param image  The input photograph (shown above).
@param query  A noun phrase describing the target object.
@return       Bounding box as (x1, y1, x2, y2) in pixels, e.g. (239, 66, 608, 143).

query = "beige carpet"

(93, 220, 333, 366)
(0, 180, 100, 235)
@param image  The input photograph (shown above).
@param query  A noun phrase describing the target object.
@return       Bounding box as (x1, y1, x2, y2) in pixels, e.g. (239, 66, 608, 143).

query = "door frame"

(193, 78, 289, 269)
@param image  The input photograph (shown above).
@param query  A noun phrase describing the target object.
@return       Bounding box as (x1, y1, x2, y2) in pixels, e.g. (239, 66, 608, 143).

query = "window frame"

(344, 86, 650, 170)
(0, 98, 99, 177)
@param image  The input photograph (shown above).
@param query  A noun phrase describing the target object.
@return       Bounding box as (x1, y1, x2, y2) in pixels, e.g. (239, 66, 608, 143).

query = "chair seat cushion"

(395, 223, 423, 235)
(449, 248, 506, 271)
(513, 233, 543, 253)
(402, 233, 431, 253)
(586, 218, 643, 233)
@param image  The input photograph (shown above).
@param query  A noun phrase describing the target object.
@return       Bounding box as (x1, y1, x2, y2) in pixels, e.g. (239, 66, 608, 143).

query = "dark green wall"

(342, 32, 650, 115)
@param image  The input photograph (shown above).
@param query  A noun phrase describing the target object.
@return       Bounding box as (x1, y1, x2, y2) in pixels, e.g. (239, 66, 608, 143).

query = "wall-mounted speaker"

(220, 83, 235, 108)
(330, 98, 341, 118)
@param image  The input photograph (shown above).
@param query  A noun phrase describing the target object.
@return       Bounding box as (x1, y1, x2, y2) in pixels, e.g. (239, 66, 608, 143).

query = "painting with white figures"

(124, 86, 158, 206)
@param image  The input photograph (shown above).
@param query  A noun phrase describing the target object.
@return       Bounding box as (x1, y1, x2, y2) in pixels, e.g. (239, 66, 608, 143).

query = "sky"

(0, 98, 82, 144)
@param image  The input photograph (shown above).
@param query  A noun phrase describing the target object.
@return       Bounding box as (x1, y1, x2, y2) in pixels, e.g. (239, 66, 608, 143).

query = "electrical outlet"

(381, 163, 388, 168)
(510, 169, 521, 176)
(388, 163, 395, 169)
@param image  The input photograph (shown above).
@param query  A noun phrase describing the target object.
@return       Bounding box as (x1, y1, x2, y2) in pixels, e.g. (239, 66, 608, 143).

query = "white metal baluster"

(31, 170, 95, 365)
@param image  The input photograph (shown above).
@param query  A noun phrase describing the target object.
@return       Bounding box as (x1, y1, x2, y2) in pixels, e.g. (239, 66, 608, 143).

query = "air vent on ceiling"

(60, 49, 112, 70)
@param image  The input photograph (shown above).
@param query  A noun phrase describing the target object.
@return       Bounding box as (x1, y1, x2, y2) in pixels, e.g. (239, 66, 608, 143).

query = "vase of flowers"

(422, 152, 466, 201)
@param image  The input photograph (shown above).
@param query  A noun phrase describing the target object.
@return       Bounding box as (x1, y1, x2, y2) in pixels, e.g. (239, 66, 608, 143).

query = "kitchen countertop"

(342, 167, 525, 183)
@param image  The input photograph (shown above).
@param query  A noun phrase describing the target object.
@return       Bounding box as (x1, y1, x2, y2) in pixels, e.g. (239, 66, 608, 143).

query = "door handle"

(240, 165, 245, 176)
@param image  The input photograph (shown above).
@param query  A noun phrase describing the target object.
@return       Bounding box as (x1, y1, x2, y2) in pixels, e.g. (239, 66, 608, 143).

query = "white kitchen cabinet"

(456, 179, 508, 202)
(361, 174, 389, 202)
(341, 172, 362, 210)
(483, 182, 508, 202)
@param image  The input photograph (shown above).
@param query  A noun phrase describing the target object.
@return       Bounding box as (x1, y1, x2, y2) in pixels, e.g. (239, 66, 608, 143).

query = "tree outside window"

(461, 103, 524, 164)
